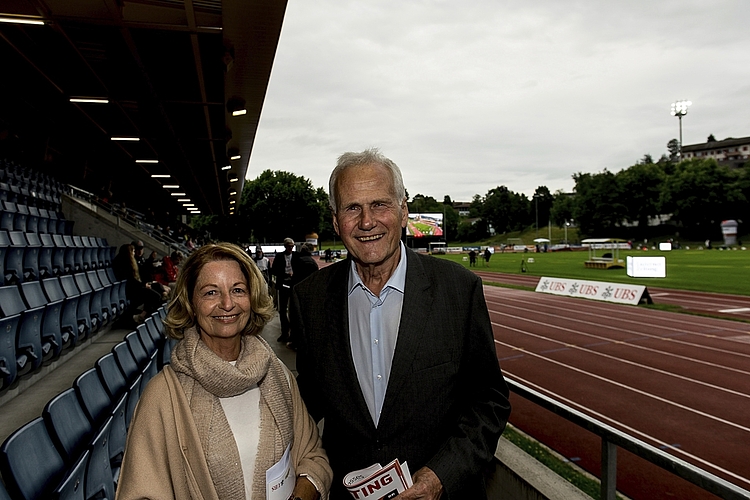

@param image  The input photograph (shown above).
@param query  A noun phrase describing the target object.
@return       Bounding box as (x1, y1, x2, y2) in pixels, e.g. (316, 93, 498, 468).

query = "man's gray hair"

(328, 148, 406, 212)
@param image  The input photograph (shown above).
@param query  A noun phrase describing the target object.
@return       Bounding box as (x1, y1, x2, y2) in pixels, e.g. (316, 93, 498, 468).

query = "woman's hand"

(291, 475, 320, 500)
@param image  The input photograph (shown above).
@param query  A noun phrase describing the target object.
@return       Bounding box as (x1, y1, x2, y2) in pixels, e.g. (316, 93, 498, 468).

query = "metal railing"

(507, 378, 750, 500)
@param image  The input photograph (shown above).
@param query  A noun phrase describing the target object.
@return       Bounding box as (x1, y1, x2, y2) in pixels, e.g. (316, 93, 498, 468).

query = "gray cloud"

(249, 0, 750, 201)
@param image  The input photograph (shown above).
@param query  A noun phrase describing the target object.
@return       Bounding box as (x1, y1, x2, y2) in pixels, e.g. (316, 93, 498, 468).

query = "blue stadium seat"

(95, 352, 128, 402)
(112, 340, 139, 384)
(38, 233, 54, 279)
(31, 206, 49, 234)
(5, 230, 26, 285)
(0, 475, 11, 500)
(41, 277, 78, 348)
(13, 203, 29, 232)
(84, 416, 116, 500)
(0, 417, 67, 500)
(50, 233, 66, 276)
(97, 268, 121, 319)
(136, 323, 157, 358)
(85, 270, 110, 327)
(22, 280, 63, 361)
(60, 275, 91, 342)
(125, 330, 148, 368)
(0, 201, 17, 232)
(82, 237, 96, 271)
(61, 235, 76, 274)
(0, 229, 9, 286)
(0, 284, 36, 376)
(71, 236, 85, 273)
(16, 307, 44, 375)
(0, 314, 21, 391)
(74, 272, 102, 332)
(52, 448, 88, 500)
(23, 231, 41, 281)
(74, 368, 111, 428)
(42, 388, 93, 462)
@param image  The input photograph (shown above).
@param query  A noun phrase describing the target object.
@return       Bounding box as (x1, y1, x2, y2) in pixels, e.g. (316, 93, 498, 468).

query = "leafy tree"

(481, 186, 530, 234)
(239, 170, 327, 242)
(616, 162, 665, 231)
(550, 190, 575, 227)
(531, 186, 553, 231)
(660, 158, 744, 238)
(457, 218, 488, 241)
(571, 170, 627, 236)
(707, 134, 716, 142)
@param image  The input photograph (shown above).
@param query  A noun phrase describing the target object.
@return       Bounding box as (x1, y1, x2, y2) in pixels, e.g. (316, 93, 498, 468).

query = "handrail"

(506, 378, 750, 500)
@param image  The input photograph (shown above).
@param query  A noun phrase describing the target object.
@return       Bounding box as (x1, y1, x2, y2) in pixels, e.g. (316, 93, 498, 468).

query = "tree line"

(191, 151, 750, 244)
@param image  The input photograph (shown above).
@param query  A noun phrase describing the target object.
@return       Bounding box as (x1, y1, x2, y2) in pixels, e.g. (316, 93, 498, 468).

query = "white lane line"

(486, 294, 750, 358)
(495, 338, 750, 433)
(506, 373, 750, 487)
(719, 308, 750, 313)
(484, 286, 750, 336)
(496, 321, 750, 400)
(490, 308, 750, 376)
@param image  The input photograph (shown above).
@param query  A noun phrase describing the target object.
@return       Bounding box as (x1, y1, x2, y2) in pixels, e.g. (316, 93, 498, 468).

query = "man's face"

(283, 242, 294, 255)
(333, 164, 407, 271)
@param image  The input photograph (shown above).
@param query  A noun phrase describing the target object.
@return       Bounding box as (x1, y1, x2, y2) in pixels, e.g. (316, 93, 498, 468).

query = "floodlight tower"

(670, 100, 692, 159)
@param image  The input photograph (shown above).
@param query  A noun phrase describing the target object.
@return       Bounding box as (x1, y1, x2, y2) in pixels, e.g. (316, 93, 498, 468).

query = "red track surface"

(479, 273, 750, 499)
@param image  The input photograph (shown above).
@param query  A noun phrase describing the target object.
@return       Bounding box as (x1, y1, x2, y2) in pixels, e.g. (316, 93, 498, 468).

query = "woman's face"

(192, 259, 252, 358)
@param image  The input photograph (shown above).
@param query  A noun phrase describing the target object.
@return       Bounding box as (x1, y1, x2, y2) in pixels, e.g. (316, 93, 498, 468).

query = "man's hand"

(397, 466, 443, 500)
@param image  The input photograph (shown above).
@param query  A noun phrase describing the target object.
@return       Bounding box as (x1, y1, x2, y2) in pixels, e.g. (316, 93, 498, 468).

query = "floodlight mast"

(670, 100, 692, 159)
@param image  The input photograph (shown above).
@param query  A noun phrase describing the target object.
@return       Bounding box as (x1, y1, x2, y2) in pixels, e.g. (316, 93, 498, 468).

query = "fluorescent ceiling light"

(171, 192, 186, 196)
(151, 174, 170, 178)
(222, 165, 231, 170)
(137, 159, 159, 164)
(229, 176, 239, 183)
(177, 198, 190, 202)
(230, 155, 241, 160)
(111, 136, 139, 141)
(69, 97, 108, 104)
(229, 191, 237, 196)
(0, 16, 45, 25)
(162, 185, 180, 189)
(232, 109, 247, 116)
(182, 203, 195, 207)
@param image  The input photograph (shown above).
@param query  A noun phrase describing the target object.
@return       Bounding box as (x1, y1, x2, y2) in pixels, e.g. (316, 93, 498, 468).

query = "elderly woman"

(116, 243, 332, 500)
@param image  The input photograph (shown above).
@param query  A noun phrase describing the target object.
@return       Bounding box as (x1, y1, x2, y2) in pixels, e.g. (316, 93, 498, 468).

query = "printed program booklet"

(343, 459, 413, 500)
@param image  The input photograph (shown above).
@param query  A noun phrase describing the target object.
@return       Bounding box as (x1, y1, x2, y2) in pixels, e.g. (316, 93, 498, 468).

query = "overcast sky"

(248, 1, 750, 202)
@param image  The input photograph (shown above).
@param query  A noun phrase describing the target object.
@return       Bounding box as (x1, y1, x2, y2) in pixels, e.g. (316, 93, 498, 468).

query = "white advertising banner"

(535, 277, 648, 305)
(627, 256, 666, 278)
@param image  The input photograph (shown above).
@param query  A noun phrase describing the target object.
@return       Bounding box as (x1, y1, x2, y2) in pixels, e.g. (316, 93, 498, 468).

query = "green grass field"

(434, 248, 750, 296)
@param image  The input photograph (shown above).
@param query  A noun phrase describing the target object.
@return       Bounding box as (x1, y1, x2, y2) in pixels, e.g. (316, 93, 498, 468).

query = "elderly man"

(291, 148, 511, 499)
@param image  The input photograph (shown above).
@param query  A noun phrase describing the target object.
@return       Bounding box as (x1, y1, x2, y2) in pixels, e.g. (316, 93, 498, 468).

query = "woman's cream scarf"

(170, 327, 294, 499)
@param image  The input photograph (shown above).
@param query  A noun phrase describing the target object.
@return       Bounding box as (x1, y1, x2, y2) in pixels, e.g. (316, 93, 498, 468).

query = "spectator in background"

(468, 249, 477, 267)
(483, 247, 492, 267)
(113, 243, 164, 324)
(286, 243, 319, 350)
(252, 246, 271, 289)
(155, 250, 184, 291)
(271, 238, 299, 344)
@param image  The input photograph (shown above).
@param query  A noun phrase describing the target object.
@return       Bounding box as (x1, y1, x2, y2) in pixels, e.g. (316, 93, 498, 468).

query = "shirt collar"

(348, 242, 407, 296)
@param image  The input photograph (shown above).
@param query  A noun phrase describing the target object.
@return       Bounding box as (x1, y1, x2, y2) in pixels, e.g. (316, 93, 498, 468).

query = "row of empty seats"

(0, 231, 115, 287)
(0, 201, 73, 236)
(0, 161, 67, 213)
(0, 267, 128, 391)
(0, 310, 173, 500)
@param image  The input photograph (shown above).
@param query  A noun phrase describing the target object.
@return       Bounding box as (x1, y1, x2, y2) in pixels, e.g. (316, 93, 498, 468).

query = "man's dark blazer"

(291, 248, 511, 499)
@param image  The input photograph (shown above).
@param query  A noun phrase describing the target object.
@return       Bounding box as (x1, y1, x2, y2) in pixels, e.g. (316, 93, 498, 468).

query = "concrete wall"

(61, 195, 170, 258)
(486, 438, 593, 500)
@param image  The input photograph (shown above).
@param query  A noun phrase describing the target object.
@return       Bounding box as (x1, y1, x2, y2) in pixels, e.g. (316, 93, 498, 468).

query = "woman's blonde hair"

(163, 242, 273, 340)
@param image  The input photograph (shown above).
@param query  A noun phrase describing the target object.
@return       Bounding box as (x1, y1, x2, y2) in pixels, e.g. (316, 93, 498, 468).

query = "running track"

(479, 272, 750, 499)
